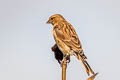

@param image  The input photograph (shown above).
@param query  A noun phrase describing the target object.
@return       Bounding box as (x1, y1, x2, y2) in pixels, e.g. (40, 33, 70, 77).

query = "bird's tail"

(77, 53, 94, 76)
(87, 73, 98, 80)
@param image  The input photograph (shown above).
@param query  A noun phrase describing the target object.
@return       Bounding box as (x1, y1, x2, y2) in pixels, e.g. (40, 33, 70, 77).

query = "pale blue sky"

(0, 0, 120, 80)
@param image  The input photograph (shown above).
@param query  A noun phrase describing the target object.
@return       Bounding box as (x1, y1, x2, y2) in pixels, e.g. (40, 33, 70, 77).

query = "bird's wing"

(53, 23, 82, 52)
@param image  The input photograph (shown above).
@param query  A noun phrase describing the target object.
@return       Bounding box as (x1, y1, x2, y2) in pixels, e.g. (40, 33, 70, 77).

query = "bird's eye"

(51, 18, 54, 20)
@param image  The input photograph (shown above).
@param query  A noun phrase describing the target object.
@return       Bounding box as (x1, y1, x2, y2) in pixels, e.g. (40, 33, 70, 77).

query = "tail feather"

(87, 73, 98, 80)
(84, 60, 94, 74)
(77, 54, 94, 75)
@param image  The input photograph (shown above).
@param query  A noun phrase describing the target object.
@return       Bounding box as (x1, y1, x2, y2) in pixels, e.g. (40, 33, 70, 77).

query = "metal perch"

(62, 60, 67, 80)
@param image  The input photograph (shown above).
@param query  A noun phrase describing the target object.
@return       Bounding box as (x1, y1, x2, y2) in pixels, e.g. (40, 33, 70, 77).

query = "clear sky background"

(0, 0, 120, 80)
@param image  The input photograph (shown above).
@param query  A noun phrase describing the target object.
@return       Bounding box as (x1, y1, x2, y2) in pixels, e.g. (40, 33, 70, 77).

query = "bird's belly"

(57, 40, 74, 56)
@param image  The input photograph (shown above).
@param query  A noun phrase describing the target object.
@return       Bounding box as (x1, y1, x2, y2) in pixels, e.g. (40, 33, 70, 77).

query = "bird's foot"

(60, 58, 67, 67)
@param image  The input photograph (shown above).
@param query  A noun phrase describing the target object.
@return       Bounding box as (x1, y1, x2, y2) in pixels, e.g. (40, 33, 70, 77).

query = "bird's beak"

(46, 19, 50, 24)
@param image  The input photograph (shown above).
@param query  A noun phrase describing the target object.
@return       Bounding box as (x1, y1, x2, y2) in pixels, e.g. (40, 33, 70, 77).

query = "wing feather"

(53, 22, 82, 52)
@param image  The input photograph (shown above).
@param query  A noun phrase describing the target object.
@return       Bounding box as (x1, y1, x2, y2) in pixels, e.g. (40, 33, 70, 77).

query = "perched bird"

(47, 14, 94, 75)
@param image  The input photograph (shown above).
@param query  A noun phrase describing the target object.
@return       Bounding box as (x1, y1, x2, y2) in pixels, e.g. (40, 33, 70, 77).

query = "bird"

(46, 14, 94, 76)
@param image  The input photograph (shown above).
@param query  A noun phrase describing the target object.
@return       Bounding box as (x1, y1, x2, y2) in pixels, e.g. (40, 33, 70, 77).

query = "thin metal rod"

(62, 60, 67, 80)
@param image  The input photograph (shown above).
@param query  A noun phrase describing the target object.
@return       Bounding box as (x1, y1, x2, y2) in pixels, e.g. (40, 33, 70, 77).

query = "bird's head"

(46, 14, 65, 25)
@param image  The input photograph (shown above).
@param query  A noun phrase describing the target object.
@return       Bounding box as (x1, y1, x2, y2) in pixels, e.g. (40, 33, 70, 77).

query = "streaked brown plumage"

(47, 14, 94, 75)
